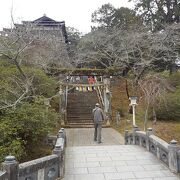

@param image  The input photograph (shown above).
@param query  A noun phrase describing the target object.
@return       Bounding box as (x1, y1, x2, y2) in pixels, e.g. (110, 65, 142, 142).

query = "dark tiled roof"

(32, 15, 64, 25)
(33, 15, 56, 23)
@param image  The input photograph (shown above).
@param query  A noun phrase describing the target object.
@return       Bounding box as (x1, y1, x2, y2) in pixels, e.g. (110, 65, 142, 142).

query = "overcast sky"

(0, 0, 134, 34)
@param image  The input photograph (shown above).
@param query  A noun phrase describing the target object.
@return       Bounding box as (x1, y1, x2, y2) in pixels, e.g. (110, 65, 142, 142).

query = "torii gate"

(58, 75, 112, 126)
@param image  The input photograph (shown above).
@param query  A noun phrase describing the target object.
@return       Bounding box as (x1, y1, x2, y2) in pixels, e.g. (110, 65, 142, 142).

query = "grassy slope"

(111, 77, 180, 144)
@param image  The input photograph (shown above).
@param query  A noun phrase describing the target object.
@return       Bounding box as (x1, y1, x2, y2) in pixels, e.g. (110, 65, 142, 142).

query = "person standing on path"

(92, 103, 105, 143)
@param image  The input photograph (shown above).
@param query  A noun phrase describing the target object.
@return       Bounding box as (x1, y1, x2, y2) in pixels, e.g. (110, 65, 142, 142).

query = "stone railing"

(125, 127, 180, 173)
(0, 128, 66, 180)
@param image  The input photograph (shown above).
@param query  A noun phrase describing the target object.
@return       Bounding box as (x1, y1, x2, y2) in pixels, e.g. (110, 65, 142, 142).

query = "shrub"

(0, 102, 59, 162)
(0, 60, 57, 109)
(168, 71, 180, 88)
(156, 88, 180, 121)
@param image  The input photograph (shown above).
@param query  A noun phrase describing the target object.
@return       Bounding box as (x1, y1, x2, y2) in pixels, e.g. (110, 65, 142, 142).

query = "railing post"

(125, 130, 129, 145)
(132, 125, 139, 145)
(60, 128, 66, 147)
(177, 150, 180, 173)
(52, 142, 62, 178)
(52, 128, 66, 179)
(146, 128, 153, 151)
(103, 77, 110, 115)
(2, 156, 19, 180)
(168, 140, 179, 173)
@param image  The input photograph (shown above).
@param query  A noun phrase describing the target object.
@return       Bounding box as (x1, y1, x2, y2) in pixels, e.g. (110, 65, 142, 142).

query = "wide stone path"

(63, 128, 180, 180)
(65, 128, 124, 146)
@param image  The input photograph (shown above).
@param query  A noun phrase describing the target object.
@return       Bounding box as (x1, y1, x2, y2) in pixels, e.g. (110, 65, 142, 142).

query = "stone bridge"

(0, 75, 180, 179)
(0, 127, 180, 180)
(62, 128, 180, 180)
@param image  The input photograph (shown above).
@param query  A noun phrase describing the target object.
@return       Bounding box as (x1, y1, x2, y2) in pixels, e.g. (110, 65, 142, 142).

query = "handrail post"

(2, 156, 19, 180)
(125, 130, 129, 145)
(52, 128, 66, 178)
(168, 140, 179, 173)
(132, 125, 139, 145)
(146, 128, 153, 151)
(59, 85, 65, 126)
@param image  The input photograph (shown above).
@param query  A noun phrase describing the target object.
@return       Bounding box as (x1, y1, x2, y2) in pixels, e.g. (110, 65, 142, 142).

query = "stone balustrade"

(0, 171, 7, 180)
(0, 128, 66, 180)
(125, 127, 180, 173)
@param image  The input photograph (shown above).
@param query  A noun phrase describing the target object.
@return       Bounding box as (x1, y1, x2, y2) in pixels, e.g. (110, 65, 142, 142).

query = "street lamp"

(129, 96, 137, 127)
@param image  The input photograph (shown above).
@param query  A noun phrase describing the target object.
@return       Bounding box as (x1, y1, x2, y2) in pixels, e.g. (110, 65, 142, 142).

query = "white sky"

(0, 0, 134, 34)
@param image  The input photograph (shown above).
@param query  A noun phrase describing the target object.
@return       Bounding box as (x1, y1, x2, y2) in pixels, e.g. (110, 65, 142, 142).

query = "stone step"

(67, 115, 92, 117)
(68, 119, 93, 122)
(67, 118, 93, 122)
(67, 91, 99, 127)
(67, 107, 94, 109)
(67, 112, 93, 114)
(64, 124, 110, 128)
(68, 122, 93, 124)
(67, 119, 94, 122)
(64, 124, 94, 128)
(67, 116, 92, 118)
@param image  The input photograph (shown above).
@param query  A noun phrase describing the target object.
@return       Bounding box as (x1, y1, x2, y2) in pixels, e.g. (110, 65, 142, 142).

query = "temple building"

(0, 14, 68, 43)
(0, 15, 71, 67)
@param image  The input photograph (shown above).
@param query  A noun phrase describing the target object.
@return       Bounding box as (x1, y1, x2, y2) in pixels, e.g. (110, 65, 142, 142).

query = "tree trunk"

(174, 0, 180, 23)
(152, 107, 157, 124)
(125, 79, 129, 99)
(166, 0, 173, 23)
(144, 104, 149, 131)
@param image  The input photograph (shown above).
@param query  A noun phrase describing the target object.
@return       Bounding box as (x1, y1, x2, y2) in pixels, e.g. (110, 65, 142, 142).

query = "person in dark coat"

(92, 103, 105, 143)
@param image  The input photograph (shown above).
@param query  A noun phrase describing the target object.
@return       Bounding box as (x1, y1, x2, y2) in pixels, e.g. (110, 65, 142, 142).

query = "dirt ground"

(111, 77, 180, 144)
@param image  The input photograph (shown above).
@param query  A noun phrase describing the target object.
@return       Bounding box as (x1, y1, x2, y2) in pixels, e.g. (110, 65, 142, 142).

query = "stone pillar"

(58, 129, 65, 138)
(65, 85, 68, 109)
(146, 128, 153, 151)
(124, 130, 129, 145)
(132, 125, 139, 145)
(168, 140, 179, 173)
(59, 86, 65, 126)
(103, 77, 110, 113)
(60, 128, 66, 147)
(177, 150, 180, 173)
(52, 144, 62, 178)
(2, 156, 19, 180)
(103, 77, 111, 126)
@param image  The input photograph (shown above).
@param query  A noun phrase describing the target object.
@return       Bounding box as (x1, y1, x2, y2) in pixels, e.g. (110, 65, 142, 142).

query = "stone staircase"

(67, 91, 99, 128)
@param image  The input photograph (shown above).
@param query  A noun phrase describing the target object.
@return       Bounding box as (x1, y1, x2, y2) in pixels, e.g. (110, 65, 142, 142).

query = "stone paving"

(63, 128, 180, 180)
(65, 128, 124, 146)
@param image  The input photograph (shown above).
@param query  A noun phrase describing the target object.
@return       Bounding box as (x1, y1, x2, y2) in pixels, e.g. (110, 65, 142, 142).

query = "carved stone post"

(103, 76, 111, 125)
(124, 130, 129, 145)
(60, 128, 66, 147)
(52, 143, 62, 178)
(53, 129, 66, 178)
(58, 129, 65, 138)
(168, 140, 179, 173)
(133, 125, 139, 145)
(177, 150, 180, 173)
(59, 85, 65, 126)
(2, 156, 19, 180)
(146, 128, 153, 151)
(65, 85, 68, 111)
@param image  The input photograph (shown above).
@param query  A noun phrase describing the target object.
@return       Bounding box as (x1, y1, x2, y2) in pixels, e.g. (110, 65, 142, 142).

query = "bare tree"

(0, 17, 71, 110)
(77, 23, 180, 89)
(138, 75, 170, 130)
